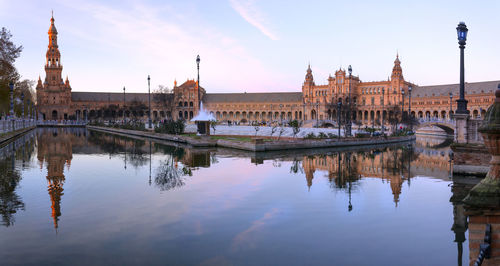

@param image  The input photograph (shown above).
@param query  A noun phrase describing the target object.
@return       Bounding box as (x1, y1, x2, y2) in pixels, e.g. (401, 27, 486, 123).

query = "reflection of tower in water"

(37, 129, 74, 231)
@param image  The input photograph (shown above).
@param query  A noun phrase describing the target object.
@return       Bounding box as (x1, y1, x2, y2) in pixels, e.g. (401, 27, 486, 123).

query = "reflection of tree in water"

(0, 132, 36, 227)
(0, 158, 24, 227)
(0, 137, 35, 227)
(290, 158, 303, 174)
(154, 153, 192, 191)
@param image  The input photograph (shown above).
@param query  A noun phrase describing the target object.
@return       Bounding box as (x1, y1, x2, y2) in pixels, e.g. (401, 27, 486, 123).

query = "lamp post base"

(456, 99, 469, 114)
(345, 123, 352, 137)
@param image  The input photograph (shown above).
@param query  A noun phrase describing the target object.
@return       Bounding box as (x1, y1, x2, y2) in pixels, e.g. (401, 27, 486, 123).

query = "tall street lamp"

(337, 100, 342, 138)
(21, 92, 24, 118)
(401, 89, 405, 124)
(21, 92, 24, 128)
(279, 104, 284, 124)
(316, 102, 319, 127)
(9, 82, 14, 118)
(196, 55, 201, 108)
(346, 65, 352, 137)
(123, 86, 126, 123)
(9, 82, 14, 130)
(27, 99, 31, 120)
(456, 22, 468, 114)
(148, 75, 152, 129)
(449, 92, 453, 119)
(408, 85, 412, 131)
(381, 87, 385, 135)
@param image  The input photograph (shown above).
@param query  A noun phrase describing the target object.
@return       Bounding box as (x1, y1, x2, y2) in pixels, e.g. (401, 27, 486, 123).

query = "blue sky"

(1, 0, 499, 93)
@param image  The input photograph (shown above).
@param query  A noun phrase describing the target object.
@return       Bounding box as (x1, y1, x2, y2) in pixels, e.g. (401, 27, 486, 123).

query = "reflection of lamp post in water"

(124, 139, 127, 170)
(347, 152, 353, 212)
(407, 143, 412, 186)
(149, 140, 152, 186)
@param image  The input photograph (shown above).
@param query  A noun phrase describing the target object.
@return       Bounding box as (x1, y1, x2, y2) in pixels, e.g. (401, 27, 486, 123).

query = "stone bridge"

(415, 118, 456, 135)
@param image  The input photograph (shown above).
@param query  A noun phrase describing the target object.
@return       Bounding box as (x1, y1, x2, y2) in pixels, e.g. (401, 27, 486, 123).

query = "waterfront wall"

(87, 126, 416, 152)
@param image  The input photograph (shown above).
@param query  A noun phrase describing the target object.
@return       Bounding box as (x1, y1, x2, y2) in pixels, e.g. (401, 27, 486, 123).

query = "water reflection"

(0, 128, 479, 265)
(0, 131, 36, 226)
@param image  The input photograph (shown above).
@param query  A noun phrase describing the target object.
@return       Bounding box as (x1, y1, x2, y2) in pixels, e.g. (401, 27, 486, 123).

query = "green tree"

(288, 119, 302, 138)
(0, 27, 23, 116)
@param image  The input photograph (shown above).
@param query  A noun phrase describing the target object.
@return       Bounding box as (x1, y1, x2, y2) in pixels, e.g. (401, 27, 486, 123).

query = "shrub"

(318, 132, 328, 139)
(327, 133, 338, 139)
(155, 119, 185, 134)
(304, 132, 316, 139)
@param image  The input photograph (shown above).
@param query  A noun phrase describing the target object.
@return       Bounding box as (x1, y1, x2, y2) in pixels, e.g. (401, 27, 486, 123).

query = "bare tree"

(153, 85, 172, 106)
(252, 121, 260, 136)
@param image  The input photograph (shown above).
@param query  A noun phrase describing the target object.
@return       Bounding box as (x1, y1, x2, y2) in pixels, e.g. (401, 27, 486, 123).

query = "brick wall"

(468, 214, 500, 265)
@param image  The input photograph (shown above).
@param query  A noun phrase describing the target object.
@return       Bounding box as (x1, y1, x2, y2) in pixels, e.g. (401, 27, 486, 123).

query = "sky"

(1, 0, 499, 93)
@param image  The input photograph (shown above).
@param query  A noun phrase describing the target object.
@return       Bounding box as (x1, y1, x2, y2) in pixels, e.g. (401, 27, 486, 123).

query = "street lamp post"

(337, 101, 342, 138)
(84, 105, 88, 124)
(9, 82, 14, 130)
(316, 102, 319, 127)
(9, 82, 14, 118)
(148, 75, 152, 129)
(123, 86, 126, 123)
(456, 22, 469, 114)
(27, 99, 30, 120)
(279, 104, 284, 124)
(449, 92, 453, 120)
(196, 55, 201, 108)
(401, 89, 405, 124)
(381, 87, 385, 135)
(21, 92, 24, 128)
(408, 85, 412, 131)
(346, 65, 352, 137)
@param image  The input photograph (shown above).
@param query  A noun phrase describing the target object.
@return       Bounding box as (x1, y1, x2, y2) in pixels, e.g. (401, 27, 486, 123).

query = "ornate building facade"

(36, 16, 498, 125)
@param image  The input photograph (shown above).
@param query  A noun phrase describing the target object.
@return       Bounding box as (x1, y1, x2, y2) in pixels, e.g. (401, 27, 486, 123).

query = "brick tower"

(36, 13, 72, 121)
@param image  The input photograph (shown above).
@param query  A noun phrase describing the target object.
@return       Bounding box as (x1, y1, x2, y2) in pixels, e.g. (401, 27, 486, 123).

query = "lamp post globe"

(456, 22, 469, 114)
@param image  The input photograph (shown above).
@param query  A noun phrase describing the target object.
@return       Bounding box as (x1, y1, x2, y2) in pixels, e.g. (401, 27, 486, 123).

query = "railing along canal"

(0, 119, 36, 134)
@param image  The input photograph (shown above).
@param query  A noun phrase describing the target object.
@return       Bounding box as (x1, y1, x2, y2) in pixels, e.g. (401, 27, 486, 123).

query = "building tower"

(302, 64, 315, 102)
(391, 54, 405, 99)
(36, 14, 72, 121)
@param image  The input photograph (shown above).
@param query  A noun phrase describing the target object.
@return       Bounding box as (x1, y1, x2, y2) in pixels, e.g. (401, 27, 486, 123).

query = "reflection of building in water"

(413, 136, 453, 179)
(37, 129, 74, 230)
(178, 149, 211, 168)
(302, 147, 412, 206)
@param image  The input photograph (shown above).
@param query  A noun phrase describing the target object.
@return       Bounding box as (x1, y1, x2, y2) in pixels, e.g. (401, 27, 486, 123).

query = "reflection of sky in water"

(0, 129, 465, 265)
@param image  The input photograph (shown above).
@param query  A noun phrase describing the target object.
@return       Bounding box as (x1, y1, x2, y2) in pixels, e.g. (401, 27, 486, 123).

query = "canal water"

(0, 128, 473, 265)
